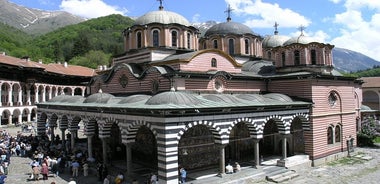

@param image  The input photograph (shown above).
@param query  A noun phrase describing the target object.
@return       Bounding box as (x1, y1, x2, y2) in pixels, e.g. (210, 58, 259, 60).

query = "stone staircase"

(264, 166, 299, 183)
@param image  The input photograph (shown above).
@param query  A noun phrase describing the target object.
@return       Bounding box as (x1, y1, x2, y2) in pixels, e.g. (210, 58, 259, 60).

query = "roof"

(204, 21, 255, 37)
(134, 10, 190, 26)
(0, 53, 95, 77)
(361, 77, 380, 88)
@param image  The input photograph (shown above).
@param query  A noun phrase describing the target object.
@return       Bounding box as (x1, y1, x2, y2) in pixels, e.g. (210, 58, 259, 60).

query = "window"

(171, 30, 178, 47)
(294, 50, 300, 65)
(335, 125, 341, 143)
(214, 78, 225, 92)
(153, 30, 159, 47)
(187, 33, 191, 49)
(311, 49, 317, 65)
(328, 92, 338, 107)
(228, 39, 235, 55)
(137, 32, 142, 48)
(267, 51, 272, 60)
(281, 52, 286, 66)
(327, 126, 333, 144)
(211, 58, 217, 67)
(245, 39, 250, 54)
(203, 42, 207, 49)
(213, 40, 218, 49)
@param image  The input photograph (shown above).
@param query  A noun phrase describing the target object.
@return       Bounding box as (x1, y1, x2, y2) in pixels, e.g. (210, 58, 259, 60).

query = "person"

(71, 160, 80, 177)
(103, 175, 111, 184)
(233, 162, 241, 173)
(68, 178, 77, 184)
(150, 173, 157, 184)
(180, 167, 186, 183)
(97, 162, 103, 181)
(32, 164, 40, 181)
(41, 163, 49, 180)
(226, 163, 233, 174)
(0, 172, 6, 184)
(115, 172, 124, 184)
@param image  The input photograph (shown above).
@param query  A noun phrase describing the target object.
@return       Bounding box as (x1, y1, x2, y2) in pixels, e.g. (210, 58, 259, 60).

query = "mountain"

(332, 48, 380, 73)
(0, 0, 85, 36)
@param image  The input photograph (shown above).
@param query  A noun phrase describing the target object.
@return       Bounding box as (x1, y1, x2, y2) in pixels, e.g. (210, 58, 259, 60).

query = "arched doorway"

(178, 125, 218, 170)
(290, 117, 305, 155)
(1, 110, 10, 125)
(261, 120, 280, 156)
(226, 122, 254, 163)
(110, 123, 125, 160)
(132, 126, 157, 169)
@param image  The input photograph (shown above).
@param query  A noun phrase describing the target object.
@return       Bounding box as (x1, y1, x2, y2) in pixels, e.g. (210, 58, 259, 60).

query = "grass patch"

(327, 156, 364, 166)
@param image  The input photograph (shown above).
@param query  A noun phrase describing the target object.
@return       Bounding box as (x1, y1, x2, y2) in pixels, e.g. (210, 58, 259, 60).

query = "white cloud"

(59, 0, 128, 18)
(225, 0, 311, 28)
(192, 13, 201, 23)
(330, 0, 380, 61)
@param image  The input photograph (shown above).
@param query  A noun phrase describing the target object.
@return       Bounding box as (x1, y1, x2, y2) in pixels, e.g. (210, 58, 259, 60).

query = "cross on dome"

(298, 25, 306, 36)
(157, 0, 164, 10)
(225, 4, 234, 22)
(274, 22, 279, 35)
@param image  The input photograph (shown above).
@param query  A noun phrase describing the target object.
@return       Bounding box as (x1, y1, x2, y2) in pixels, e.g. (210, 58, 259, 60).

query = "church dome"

(263, 34, 290, 48)
(134, 10, 190, 26)
(204, 21, 254, 37)
(283, 34, 317, 46)
(145, 90, 201, 105)
(83, 92, 114, 104)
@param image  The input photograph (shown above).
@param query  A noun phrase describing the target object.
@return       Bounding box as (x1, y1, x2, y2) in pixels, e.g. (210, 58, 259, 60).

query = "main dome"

(134, 10, 190, 26)
(204, 22, 254, 37)
(283, 34, 317, 46)
(262, 34, 290, 48)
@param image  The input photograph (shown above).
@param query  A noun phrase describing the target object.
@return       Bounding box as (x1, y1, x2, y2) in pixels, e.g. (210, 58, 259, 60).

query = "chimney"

(64, 62, 68, 67)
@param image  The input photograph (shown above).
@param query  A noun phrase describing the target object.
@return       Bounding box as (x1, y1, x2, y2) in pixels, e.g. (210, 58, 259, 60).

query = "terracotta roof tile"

(0, 53, 95, 77)
(360, 77, 380, 88)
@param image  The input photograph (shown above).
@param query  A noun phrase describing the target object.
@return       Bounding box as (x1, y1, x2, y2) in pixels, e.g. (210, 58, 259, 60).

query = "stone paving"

(3, 126, 380, 184)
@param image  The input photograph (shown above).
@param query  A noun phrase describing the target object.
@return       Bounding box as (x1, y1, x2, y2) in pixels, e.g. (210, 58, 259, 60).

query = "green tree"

(357, 117, 378, 147)
(69, 50, 111, 69)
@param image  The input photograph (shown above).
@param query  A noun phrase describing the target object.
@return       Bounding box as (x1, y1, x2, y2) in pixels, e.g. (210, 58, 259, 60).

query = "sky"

(8, 0, 380, 62)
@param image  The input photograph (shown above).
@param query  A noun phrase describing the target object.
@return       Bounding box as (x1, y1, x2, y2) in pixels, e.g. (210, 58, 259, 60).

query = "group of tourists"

(226, 162, 241, 174)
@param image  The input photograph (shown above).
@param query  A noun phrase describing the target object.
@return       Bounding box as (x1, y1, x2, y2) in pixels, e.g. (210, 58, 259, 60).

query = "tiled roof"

(360, 77, 380, 88)
(0, 53, 95, 77)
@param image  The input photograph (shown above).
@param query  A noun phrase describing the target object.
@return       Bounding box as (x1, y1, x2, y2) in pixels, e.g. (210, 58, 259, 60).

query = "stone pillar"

(0, 87, 2, 106)
(71, 88, 74, 96)
(282, 136, 287, 160)
(35, 88, 39, 103)
(126, 143, 132, 176)
(219, 145, 226, 176)
(8, 86, 12, 106)
(87, 135, 94, 161)
(61, 129, 66, 151)
(48, 88, 52, 101)
(253, 139, 260, 167)
(71, 131, 76, 152)
(8, 114, 12, 124)
(18, 88, 22, 105)
(26, 89, 31, 105)
(18, 114, 22, 123)
(42, 87, 46, 102)
(101, 138, 108, 165)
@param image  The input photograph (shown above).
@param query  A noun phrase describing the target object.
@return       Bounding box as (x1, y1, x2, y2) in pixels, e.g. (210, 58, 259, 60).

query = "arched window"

(203, 42, 207, 49)
(335, 125, 341, 143)
(281, 52, 286, 66)
(171, 30, 178, 47)
(311, 49, 317, 65)
(327, 126, 333, 144)
(153, 30, 159, 47)
(213, 40, 218, 49)
(211, 58, 217, 67)
(268, 51, 272, 59)
(137, 31, 142, 48)
(245, 39, 250, 54)
(294, 50, 300, 65)
(228, 38, 235, 55)
(187, 33, 191, 49)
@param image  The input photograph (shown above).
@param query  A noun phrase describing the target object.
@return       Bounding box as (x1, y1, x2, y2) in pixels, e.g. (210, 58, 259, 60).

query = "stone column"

(126, 143, 132, 176)
(87, 135, 94, 161)
(101, 138, 108, 165)
(61, 129, 66, 151)
(0, 86, 2, 106)
(219, 145, 226, 176)
(71, 131, 76, 152)
(27, 113, 31, 122)
(18, 114, 22, 123)
(8, 86, 12, 106)
(253, 139, 260, 167)
(42, 87, 46, 102)
(18, 88, 22, 105)
(35, 88, 39, 103)
(8, 114, 12, 124)
(48, 88, 52, 101)
(26, 89, 31, 105)
(282, 136, 287, 160)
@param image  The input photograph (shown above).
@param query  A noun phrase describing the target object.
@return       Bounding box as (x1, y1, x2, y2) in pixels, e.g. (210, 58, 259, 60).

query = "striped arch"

(68, 116, 81, 132)
(49, 113, 59, 128)
(290, 113, 310, 130)
(98, 117, 118, 139)
(60, 115, 69, 130)
(226, 117, 262, 140)
(264, 115, 290, 134)
(177, 120, 222, 144)
(36, 112, 48, 136)
(84, 117, 97, 136)
(124, 120, 156, 144)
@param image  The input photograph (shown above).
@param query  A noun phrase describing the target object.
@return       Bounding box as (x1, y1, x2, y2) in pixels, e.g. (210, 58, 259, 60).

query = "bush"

(357, 117, 378, 147)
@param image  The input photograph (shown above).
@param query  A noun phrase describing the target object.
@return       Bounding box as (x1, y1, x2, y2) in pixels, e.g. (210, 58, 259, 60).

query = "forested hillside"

(0, 14, 134, 68)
